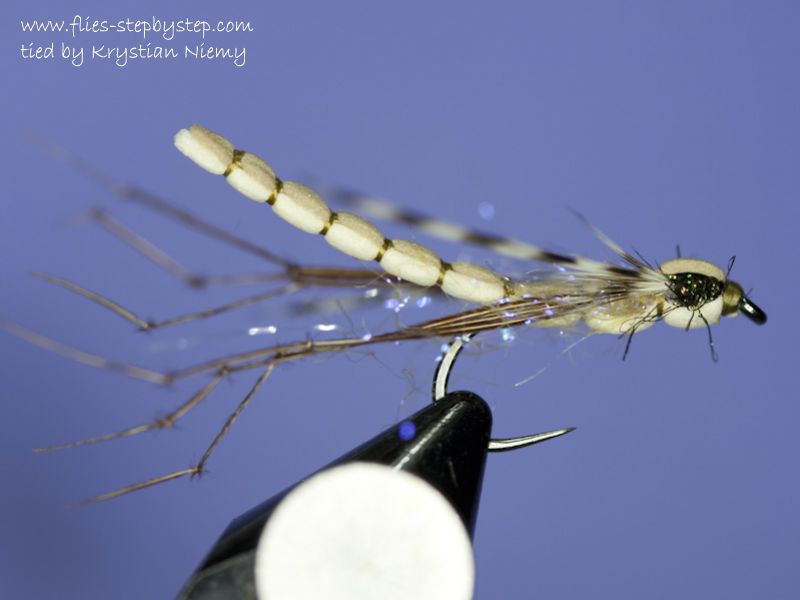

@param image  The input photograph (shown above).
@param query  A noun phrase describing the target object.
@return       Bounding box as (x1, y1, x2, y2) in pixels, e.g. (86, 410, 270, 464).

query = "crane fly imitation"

(3, 124, 767, 503)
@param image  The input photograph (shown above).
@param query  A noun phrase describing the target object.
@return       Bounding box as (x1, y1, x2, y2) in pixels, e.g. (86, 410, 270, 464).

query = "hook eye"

(739, 296, 767, 325)
(432, 334, 574, 452)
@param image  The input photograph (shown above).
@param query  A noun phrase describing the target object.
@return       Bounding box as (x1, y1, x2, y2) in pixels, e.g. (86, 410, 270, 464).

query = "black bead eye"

(667, 272, 723, 309)
(739, 295, 767, 325)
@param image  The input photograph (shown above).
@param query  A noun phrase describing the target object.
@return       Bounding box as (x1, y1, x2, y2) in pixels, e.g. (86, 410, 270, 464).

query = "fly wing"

(321, 185, 666, 283)
(397, 284, 626, 339)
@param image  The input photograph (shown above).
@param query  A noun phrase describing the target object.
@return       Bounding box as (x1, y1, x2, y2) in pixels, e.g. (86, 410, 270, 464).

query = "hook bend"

(432, 334, 575, 452)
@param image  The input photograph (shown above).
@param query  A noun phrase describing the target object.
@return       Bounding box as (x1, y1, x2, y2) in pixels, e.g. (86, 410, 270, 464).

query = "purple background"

(3, 1, 799, 598)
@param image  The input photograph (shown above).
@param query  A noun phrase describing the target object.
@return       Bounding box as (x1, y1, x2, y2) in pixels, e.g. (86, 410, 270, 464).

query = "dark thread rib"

(223, 149, 246, 177)
(266, 178, 283, 206)
(375, 238, 393, 262)
(319, 212, 337, 235)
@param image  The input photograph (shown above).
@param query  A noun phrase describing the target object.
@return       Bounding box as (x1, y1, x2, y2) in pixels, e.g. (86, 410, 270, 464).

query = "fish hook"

(433, 333, 575, 452)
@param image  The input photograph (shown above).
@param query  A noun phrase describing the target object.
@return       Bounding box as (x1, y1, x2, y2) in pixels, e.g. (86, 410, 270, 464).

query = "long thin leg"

(71, 468, 198, 507)
(42, 135, 415, 289)
(35, 374, 224, 452)
(0, 320, 167, 384)
(91, 208, 206, 286)
(36, 133, 402, 287)
(622, 327, 637, 361)
(32, 247, 421, 330)
(7, 290, 612, 387)
(33, 272, 302, 331)
(88, 209, 285, 288)
(76, 364, 275, 505)
(33, 267, 414, 333)
(29, 134, 293, 267)
(2, 319, 366, 385)
(10, 292, 610, 502)
(88, 209, 400, 290)
(698, 312, 719, 362)
(37, 133, 564, 275)
(193, 363, 274, 475)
